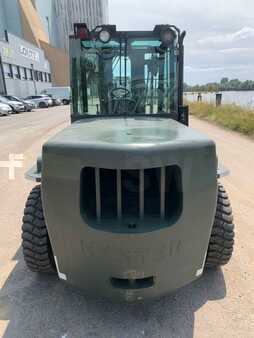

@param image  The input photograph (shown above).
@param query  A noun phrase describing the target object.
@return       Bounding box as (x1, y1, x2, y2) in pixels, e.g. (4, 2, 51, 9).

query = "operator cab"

(70, 24, 188, 123)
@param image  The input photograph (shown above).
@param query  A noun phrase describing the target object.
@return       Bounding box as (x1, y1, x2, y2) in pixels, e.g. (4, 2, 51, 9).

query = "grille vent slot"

(81, 166, 182, 226)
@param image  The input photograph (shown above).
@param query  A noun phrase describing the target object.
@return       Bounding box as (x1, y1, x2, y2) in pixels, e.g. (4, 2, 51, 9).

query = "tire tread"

(22, 185, 56, 273)
(205, 183, 235, 269)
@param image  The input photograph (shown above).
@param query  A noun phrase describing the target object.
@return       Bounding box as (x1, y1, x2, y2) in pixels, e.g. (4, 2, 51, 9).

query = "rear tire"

(22, 185, 56, 273)
(205, 183, 235, 268)
(39, 101, 47, 108)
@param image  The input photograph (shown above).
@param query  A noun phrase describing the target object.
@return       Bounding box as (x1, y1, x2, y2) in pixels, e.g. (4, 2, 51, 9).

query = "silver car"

(3, 95, 36, 111)
(24, 95, 53, 108)
(0, 102, 12, 116)
(0, 96, 26, 113)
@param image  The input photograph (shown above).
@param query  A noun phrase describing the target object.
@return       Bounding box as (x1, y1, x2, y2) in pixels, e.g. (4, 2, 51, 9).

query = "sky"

(109, 0, 254, 85)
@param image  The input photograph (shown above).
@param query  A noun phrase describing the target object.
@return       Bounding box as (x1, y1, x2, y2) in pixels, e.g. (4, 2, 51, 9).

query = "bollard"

(197, 92, 202, 102)
(216, 93, 222, 107)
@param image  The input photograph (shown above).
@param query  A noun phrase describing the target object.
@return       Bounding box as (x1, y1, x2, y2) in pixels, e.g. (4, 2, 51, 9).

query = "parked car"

(0, 96, 26, 113)
(3, 95, 36, 112)
(47, 94, 62, 106)
(39, 95, 54, 106)
(0, 102, 12, 116)
(22, 99, 37, 111)
(24, 95, 53, 108)
(41, 86, 71, 105)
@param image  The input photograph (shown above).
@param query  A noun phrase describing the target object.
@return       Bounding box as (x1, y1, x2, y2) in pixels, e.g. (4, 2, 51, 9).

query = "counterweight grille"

(81, 166, 182, 226)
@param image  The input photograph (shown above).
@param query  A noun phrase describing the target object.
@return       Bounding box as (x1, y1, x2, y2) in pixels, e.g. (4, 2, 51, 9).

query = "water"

(184, 91, 254, 108)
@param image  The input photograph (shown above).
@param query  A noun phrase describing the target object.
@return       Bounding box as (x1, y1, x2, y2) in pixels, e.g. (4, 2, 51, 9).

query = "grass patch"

(188, 102, 254, 138)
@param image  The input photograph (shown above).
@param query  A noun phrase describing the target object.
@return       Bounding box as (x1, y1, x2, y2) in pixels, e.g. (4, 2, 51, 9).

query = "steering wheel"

(109, 87, 137, 114)
(110, 87, 130, 99)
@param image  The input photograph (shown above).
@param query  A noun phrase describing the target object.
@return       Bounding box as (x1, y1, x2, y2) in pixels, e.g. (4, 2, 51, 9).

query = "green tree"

(228, 79, 241, 90)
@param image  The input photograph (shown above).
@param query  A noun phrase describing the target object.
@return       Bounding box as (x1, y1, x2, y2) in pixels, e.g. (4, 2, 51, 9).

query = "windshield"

(71, 35, 179, 116)
(5, 96, 19, 101)
(0, 96, 9, 103)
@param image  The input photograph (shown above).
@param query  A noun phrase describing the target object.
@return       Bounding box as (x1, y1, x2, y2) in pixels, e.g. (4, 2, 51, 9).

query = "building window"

(39, 71, 43, 81)
(3, 63, 13, 78)
(20, 67, 27, 80)
(29, 69, 33, 80)
(34, 71, 38, 81)
(48, 73, 51, 82)
(44, 72, 47, 82)
(13, 65, 21, 79)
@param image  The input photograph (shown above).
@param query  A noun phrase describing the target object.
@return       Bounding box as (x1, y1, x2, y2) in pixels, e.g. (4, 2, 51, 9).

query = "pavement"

(0, 106, 253, 338)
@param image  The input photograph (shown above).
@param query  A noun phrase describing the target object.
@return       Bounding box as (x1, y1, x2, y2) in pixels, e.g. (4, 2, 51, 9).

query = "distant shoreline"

(185, 89, 254, 93)
(184, 90, 254, 108)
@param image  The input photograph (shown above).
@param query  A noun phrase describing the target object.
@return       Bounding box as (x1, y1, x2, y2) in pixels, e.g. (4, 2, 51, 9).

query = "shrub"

(188, 102, 254, 137)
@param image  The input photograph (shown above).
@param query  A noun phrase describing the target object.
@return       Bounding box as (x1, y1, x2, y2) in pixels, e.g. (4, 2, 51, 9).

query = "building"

(0, 0, 69, 90)
(18, 0, 69, 86)
(53, 0, 109, 51)
(28, 0, 109, 51)
(0, 0, 51, 46)
(31, 0, 61, 48)
(0, 0, 54, 95)
(0, 0, 109, 93)
(0, 32, 51, 96)
(0, 0, 24, 41)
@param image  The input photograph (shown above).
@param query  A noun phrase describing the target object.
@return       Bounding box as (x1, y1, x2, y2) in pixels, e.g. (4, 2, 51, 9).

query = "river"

(184, 91, 254, 108)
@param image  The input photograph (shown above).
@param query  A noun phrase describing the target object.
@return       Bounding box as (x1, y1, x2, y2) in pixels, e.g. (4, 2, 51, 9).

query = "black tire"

(205, 183, 235, 268)
(39, 101, 47, 108)
(62, 99, 69, 105)
(22, 185, 56, 273)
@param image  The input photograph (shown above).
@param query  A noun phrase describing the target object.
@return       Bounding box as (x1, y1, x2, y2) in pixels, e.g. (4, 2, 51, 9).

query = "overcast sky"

(109, 0, 254, 85)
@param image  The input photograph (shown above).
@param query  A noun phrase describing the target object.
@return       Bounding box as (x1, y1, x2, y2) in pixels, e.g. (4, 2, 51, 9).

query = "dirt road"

(0, 107, 253, 338)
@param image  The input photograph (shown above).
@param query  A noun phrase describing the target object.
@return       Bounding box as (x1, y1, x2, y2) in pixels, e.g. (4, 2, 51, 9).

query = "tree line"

(184, 78, 254, 92)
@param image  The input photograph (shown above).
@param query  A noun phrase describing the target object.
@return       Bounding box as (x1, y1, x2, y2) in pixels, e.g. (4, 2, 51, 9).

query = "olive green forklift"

(22, 24, 235, 301)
